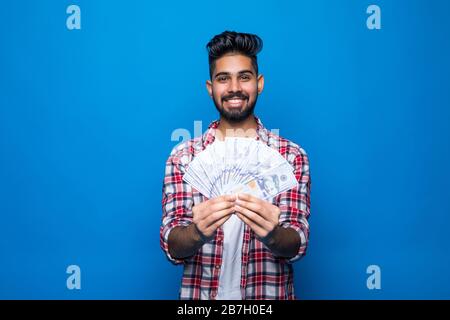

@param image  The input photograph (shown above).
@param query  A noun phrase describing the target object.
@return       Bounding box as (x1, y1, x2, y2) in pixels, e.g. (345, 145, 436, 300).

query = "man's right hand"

(167, 194, 237, 260)
(192, 194, 237, 241)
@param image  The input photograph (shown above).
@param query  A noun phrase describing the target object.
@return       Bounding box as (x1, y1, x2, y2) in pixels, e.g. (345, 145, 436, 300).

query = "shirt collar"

(202, 115, 270, 149)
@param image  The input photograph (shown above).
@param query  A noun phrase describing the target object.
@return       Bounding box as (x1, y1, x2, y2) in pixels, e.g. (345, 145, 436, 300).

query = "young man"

(160, 31, 311, 300)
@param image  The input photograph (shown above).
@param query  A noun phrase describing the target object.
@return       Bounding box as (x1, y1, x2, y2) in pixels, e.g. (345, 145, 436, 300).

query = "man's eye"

(217, 76, 229, 82)
(240, 75, 251, 80)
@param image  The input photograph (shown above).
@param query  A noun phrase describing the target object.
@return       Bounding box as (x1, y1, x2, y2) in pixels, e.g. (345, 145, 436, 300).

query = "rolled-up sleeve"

(277, 147, 311, 264)
(160, 153, 194, 265)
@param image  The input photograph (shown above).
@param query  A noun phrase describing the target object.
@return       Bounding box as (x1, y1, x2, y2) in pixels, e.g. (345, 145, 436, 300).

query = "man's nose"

(228, 77, 242, 93)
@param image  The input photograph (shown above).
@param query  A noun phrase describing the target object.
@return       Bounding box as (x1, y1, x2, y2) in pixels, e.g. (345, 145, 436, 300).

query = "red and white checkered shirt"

(160, 116, 311, 300)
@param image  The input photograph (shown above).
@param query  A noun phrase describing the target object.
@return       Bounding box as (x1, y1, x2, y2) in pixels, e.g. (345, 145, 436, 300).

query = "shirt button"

(215, 265, 220, 269)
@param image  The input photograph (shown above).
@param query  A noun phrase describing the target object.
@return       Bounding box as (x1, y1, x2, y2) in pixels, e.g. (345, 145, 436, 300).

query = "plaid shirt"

(160, 116, 311, 300)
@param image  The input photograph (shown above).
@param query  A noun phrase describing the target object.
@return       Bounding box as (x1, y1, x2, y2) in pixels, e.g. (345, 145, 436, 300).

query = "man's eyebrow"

(214, 70, 255, 78)
(238, 70, 255, 75)
(214, 72, 230, 78)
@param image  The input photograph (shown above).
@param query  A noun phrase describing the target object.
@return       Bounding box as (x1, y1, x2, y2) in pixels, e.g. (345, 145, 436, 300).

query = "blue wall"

(1, 0, 449, 299)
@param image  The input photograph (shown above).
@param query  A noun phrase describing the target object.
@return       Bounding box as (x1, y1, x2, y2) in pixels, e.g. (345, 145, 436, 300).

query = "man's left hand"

(233, 193, 280, 242)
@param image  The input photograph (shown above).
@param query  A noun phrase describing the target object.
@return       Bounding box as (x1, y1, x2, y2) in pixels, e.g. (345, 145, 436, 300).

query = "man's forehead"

(213, 54, 255, 74)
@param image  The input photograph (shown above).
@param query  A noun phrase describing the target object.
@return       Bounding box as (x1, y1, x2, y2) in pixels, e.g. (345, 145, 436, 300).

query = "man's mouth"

(224, 98, 247, 108)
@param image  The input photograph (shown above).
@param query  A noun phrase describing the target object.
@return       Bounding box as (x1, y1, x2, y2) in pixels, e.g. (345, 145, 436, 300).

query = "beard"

(213, 91, 257, 124)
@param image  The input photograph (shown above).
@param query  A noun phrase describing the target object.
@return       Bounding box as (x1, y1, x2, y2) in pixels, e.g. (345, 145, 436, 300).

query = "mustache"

(222, 92, 249, 101)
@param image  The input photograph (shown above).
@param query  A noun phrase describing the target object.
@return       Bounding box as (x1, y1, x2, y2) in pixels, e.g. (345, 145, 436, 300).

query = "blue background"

(1, 0, 449, 299)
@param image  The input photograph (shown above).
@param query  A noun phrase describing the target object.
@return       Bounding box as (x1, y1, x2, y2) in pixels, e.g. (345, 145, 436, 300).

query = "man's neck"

(216, 115, 258, 141)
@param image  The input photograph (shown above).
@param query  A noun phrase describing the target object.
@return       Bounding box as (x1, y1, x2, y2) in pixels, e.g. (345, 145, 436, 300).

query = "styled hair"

(206, 31, 263, 79)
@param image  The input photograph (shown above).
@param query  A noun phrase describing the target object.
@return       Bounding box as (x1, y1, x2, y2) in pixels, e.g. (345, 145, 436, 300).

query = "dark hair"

(206, 31, 263, 79)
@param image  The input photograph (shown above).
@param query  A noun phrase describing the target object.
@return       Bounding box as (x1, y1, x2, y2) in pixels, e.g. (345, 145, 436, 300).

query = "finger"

(237, 193, 261, 204)
(209, 213, 232, 231)
(235, 212, 267, 237)
(223, 194, 238, 202)
(197, 207, 232, 232)
(235, 198, 267, 219)
(197, 200, 233, 220)
(234, 204, 270, 231)
(213, 194, 237, 203)
(199, 212, 232, 240)
(204, 207, 235, 228)
(209, 200, 235, 213)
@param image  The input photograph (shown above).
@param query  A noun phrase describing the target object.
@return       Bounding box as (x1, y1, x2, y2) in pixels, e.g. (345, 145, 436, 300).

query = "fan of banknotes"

(183, 137, 298, 200)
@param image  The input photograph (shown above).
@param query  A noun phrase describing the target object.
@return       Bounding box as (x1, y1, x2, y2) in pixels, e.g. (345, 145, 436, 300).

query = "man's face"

(206, 54, 264, 123)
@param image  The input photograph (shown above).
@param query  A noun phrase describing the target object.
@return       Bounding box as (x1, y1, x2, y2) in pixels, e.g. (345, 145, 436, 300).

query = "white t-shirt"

(216, 213, 245, 300)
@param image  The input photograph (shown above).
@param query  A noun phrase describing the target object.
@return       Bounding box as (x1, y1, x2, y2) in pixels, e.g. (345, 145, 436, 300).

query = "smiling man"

(160, 31, 311, 300)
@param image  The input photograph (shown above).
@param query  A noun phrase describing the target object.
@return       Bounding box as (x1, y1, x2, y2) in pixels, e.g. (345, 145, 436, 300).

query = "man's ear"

(206, 80, 213, 98)
(257, 74, 265, 95)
